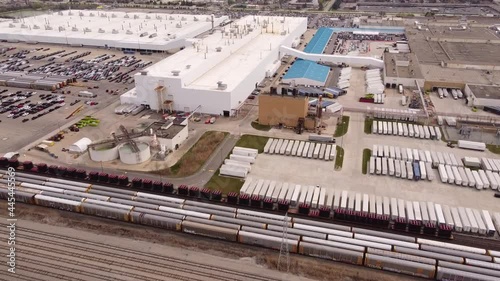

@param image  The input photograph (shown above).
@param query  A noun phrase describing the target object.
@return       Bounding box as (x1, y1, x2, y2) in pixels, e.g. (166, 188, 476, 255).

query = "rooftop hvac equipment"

(149, 33, 157, 38)
(186, 65, 191, 69)
(33, 25, 40, 29)
(100, 13, 106, 18)
(156, 15, 162, 20)
(171, 70, 180, 76)
(84, 27, 92, 33)
(176, 23, 182, 28)
(181, 17, 187, 21)
(145, 15, 151, 19)
(169, 16, 175, 20)
(124, 14, 130, 18)
(45, 25, 53, 30)
(8, 23, 15, 28)
(79, 12, 84, 16)
(58, 11, 63, 16)
(98, 28, 105, 33)
(111, 13, 117, 18)
(194, 17, 199, 21)
(68, 11, 73, 16)
(89, 13, 95, 17)
(169, 34, 176, 39)
(140, 71, 148, 75)
(126, 30, 133, 35)
(206, 17, 211, 22)
(112, 29, 119, 34)
(72, 27, 79, 32)
(134, 15, 139, 19)
(280, 31, 287, 35)
(215, 47, 222, 52)
(21, 24, 27, 29)
(140, 32, 149, 37)
(217, 81, 227, 90)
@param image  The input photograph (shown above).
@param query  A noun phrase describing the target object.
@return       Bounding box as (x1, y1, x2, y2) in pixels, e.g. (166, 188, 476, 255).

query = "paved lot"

(0, 42, 165, 153)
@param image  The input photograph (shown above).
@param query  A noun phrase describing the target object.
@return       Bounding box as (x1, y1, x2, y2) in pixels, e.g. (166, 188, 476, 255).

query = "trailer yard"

(0, 42, 165, 152)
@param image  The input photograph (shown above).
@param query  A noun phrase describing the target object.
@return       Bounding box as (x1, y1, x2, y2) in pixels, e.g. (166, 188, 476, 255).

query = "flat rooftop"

(468, 84, 500, 100)
(146, 121, 185, 139)
(144, 15, 307, 91)
(384, 52, 423, 80)
(0, 10, 227, 51)
(420, 64, 500, 85)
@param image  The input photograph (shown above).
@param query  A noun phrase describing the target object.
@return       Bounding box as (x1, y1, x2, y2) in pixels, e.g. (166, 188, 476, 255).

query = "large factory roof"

(283, 59, 329, 83)
(144, 15, 307, 91)
(303, 27, 333, 54)
(468, 84, 500, 100)
(384, 53, 423, 80)
(0, 10, 227, 51)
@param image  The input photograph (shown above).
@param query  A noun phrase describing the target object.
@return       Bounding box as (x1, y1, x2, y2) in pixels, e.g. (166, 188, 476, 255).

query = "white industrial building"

(0, 10, 228, 52)
(464, 84, 500, 108)
(120, 15, 308, 115)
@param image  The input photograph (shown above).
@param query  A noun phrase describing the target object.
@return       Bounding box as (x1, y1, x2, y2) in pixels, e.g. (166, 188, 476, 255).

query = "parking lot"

(0, 42, 166, 152)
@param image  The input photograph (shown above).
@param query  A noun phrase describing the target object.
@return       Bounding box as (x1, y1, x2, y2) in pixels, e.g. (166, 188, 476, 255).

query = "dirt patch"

(3, 202, 419, 281)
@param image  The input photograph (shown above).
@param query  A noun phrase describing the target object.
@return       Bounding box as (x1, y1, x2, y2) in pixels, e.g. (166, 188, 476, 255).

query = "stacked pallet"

(263, 138, 336, 161)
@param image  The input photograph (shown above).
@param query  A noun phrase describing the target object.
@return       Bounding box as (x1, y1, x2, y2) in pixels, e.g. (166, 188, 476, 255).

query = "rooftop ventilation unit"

(98, 28, 105, 33)
(140, 71, 148, 75)
(21, 24, 28, 29)
(186, 65, 191, 69)
(140, 32, 149, 37)
(145, 15, 151, 19)
(68, 11, 73, 16)
(217, 81, 227, 90)
(33, 25, 40, 29)
(171, 70, 180, 76)
(79, 12, 84, 16)
(134, 15, 139, 19)
(89, 13, 95, 17)
(111, 13, 117, 18)
(58, 26, 65, 31)
(84, 27, 92, 32)
(280, 31, 286, 35)
(176, 23, 182, 28)
(100, 13, 107, 18)
(156, 15, 162, 20)
(149, 33, 157, 38)
(45, 25, 53, 30)
(58, 11, 63, 16)
(124, 14, 130, 18)
(8, 23, 15, 28)
(112, 29, 119, 34)
(72, 27, 78, 31)
(169, 16, 175, 20)
(126, 30, 133, 35)
(215, 47, 222, 52)
(194, 17, 199, 22)
(169, 34, 176, 39)
(181, 17, 187, 21)
(206, 17, 211, 22)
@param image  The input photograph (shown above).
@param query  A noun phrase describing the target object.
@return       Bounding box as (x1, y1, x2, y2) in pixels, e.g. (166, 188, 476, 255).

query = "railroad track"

(0, 223, 281, 281)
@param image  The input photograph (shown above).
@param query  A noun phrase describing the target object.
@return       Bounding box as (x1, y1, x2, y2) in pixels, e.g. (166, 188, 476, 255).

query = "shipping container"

(419, 161, 427, 180)
(424, 151, 432, 164)
(319, 144, 326, 159)
(481, 210, 496, 236)
(418, 150, 426, 163)
(423, 126, 431, 139)
(388, 158, 395, 176)
(324, 145, 331, 161)
(427, 202, 437, 226)
(451, 166, 462, 186)
(425, 162, 434, 181)
(397, 123, 403, 136)
(418, 125, 425, 139)
(472, 170, 483, 190)
(313, 143, 321, 159)
(465, 168, 475, 187)
(478, 170, 490, 189)
(445, 165, 454, 184)
(302, 142, 310, 158)
(330, 145, 337, 161)
(443, 153, 452, 166)
(458, 207, 471, 232)
(395, 160, 401, 178)
(378, 145, 384, 157)
(387, 121, 393, 135)
(372, 121, 378, 134)
(485, 170, 498, 190)
(448, 153, 459, 167)
(369, 157, 376, 174)
(406, 161, 414, 180)
(378, 121, 383, 134)
(412, 149, 419, 161)
(407, 148, 414, 162)
(389, 146, 395, 159)
(390, 197, 398, 220)
(408, 124, 414, 137)
(435, 204, 446, 227)
(401, 147, 408, 161)
(420, 202, 429, 224)
(458, 140, 486, 151)
(285, 140, 294, 156)
(382, 157, 388, 175)
(318, 188, 327, 209)
(384, 146, 389, 158)
(488, 158, 499, 172)
(429, 126, 436, 140)
(312, 186, 321, 209)
(383, 121, 388, 135)
(434, 127, 442, 140)
(442, 205, 454, 228)
(437, 152, 445, 165)
(292, 141, 300, 156)
(297, 141, 305, 157)
(438, 164, 448, 183)
(457, 167, 468, 187)
(274, 139, 284, 154)
(463, 157, 481, 168)
(279, 140, 289, 155)
(392, 122, 398, 136)
(269, 139, 279, 154)
(403, 123, 409, 136)
(451, 207, 463, 232)
(472, 209, 487, 235)
(430, 151, 439, 167)
(481, 158, 492, 171)
(400, 160, 407, 179)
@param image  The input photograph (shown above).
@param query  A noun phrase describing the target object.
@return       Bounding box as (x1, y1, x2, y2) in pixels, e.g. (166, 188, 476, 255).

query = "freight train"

(0, 173, 499, 281)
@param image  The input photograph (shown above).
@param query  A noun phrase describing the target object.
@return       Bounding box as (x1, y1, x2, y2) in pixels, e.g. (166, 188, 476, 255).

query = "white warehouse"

(0, 10, 228, 52)
(120, 15, 308, 115)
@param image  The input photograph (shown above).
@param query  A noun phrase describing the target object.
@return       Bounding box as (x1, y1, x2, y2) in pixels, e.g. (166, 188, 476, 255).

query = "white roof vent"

(215, 47, 222, 52)
(186, 65, 191, 69)
(149, 33, 157, 38)
(124, 14, 130, 18)
(217, 81, 227, 90)
(68, 11, 73, 16)
(156, 15, 162, 20)
(79, 12, 84, 16)
(126, 30, 133, 35)
(169, 16, 175, 20)
(206, 17, 211, 22)
(8, 23, 15, 28)
(58, 11, 63, 16)
(112, 29, 119, 34)
(171, 70, 181, 76)
(140, 70, 148, 75)
(89, 13, 95, 17)
(58, 26, 65, 31)
(98, 28, 105, 33)
(194, 17, 199, 22)
(181, 16, 187, 21)
(134, 15, 139, 19)
(176, 23, 182, 28)
(111, 13, 117, 18)
(145, 15, 151, 19)
(21, 24, 28, 29)
(140, 32, 148, 37)
(100, 13, 106, 18)
(45, 25, 53, 30)
(13, 19, 19, 23)
(280, 31, 286, 35)
(33, 25, 40, 29)
(84, 27, 91, 32)
(72, 27, 78, 31)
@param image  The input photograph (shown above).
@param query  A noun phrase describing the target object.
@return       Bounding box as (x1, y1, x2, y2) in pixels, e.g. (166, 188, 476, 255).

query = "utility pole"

(278, 212, 290, 273)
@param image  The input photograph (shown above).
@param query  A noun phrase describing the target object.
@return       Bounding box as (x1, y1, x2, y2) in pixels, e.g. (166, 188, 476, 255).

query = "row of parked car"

(0, 90, 68, 122)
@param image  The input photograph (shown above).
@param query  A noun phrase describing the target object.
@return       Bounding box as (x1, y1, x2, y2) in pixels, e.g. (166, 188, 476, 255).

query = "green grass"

(335, 146, 344, 170)
(362, 149, 372, 175)
(235, 134, 269, 153)
(251, 120, 272, 131)
(487, 144, 500, 155)
(364, 118, 373, 134)
(204, 174, 245, 194)
(334, 116, 350, 137)
(154, 131, 228, 177)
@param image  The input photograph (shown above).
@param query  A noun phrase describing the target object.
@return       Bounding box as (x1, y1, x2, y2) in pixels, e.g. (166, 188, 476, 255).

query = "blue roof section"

(283, 60, 329, 83)
(304, 27, 333, 54)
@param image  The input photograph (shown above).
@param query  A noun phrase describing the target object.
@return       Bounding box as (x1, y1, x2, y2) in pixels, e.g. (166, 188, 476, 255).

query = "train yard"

(1, 167, 500, 281)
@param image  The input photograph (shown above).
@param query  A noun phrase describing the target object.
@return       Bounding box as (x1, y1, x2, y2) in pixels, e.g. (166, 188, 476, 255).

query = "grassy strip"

(364, 118, 373, 134)
(204, 134, 269, 194)
(487, 144, 500, 155)
(251, 120, 272, 131)
(362, 149, 372, 175)
(154, 131, 228, 177)
(335, 146, 344, 170)
(334, 116, 350, 137)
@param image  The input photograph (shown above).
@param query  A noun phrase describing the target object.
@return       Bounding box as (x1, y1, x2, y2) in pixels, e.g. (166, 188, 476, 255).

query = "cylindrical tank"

(118, 142, 150, 165)
(89, 143, 119, 162)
